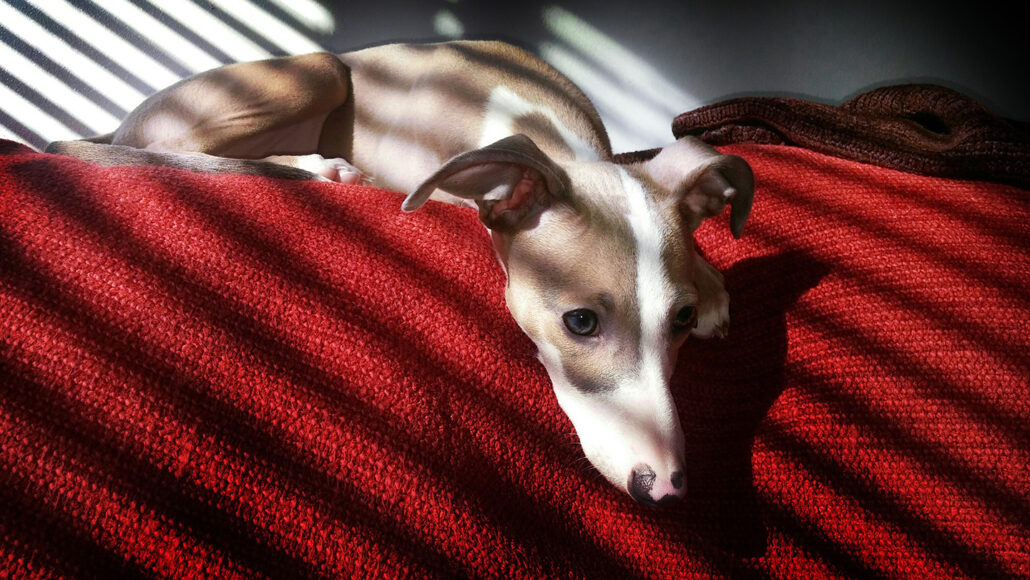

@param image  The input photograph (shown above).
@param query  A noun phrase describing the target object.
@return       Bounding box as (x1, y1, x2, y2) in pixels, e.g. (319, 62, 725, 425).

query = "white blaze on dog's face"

(501, 162, 697, 505)
(405, 134, 752, 505)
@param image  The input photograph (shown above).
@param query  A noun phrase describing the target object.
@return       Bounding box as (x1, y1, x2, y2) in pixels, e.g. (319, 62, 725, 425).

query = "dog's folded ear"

(645, 136, 754, 238)
(403, 134, 570, 231)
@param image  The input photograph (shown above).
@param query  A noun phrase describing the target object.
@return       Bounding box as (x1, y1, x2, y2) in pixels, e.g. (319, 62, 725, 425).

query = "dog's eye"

(672, 305, 697, 330)
(563, 309, 598, 336)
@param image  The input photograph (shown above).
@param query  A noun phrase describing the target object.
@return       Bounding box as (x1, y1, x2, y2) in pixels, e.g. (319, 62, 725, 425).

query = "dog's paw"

(690, 253, 730, 339)
(297, 154, 366, 184)
(265, 154, 366, 184)
(692, 287, 729, 339)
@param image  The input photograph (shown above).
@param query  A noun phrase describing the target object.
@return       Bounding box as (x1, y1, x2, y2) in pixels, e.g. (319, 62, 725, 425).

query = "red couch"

(2, 85, 1028, 578)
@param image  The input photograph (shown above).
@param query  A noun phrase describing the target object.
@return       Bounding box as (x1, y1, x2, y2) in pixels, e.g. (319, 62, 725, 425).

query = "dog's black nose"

(629, 464, 685, 507)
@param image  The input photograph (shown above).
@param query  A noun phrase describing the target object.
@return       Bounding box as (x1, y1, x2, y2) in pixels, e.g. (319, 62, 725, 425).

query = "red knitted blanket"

(1, 137, 1028, 578)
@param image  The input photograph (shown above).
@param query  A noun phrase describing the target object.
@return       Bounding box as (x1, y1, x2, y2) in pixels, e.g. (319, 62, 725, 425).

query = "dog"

(47, 41, 754, 506)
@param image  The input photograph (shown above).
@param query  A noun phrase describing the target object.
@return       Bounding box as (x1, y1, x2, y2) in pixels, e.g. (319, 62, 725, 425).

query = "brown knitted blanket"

(665, 84, 1030, 187)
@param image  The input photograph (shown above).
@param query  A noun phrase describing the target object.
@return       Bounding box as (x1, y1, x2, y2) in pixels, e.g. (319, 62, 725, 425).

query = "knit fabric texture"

(668, 84, 1030, 189)
(1, 135, 1028, 578)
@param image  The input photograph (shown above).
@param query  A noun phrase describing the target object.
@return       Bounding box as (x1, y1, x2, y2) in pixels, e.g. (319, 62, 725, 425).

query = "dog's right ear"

(645, 136, 754, 238)
(403, 134, 569, 231)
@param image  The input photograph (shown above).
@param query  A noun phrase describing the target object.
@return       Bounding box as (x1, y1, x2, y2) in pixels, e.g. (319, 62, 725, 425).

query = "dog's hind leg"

(109, 52, 351, 160)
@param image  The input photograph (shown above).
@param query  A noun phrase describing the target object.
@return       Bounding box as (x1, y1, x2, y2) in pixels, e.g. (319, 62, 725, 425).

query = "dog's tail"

(80, 132, 116, 145)
(44, 138, 320, 181)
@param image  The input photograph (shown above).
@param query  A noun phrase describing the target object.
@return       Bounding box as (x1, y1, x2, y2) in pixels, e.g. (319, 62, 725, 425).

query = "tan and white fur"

(47, 41, 754, 506)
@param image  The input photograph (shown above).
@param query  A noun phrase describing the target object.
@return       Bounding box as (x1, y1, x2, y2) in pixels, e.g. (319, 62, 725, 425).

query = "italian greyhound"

(47, 41, 754, 506)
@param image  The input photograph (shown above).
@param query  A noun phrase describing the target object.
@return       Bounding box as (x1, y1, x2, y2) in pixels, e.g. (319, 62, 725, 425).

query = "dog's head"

(404, 134, 753, 505)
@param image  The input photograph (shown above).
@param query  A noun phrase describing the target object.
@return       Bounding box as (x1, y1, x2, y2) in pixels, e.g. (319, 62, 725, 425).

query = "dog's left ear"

(403, 134, 569, 231)
(644, 136, 754, 238)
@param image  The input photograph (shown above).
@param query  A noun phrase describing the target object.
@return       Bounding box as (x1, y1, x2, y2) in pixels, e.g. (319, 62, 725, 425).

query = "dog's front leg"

(692, 252, 731, 339)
